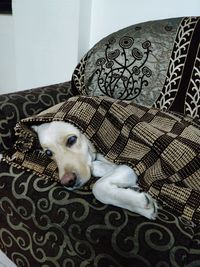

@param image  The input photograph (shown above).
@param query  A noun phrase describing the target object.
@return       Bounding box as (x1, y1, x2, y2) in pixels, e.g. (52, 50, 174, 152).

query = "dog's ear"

(31, 125, 38, 133)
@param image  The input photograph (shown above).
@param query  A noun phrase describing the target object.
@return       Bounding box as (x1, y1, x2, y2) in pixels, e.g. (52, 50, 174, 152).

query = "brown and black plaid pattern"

(5, 96, 200, 223)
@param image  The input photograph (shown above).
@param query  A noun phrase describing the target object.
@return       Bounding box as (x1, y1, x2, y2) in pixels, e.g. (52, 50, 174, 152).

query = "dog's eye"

(45, 149, 53, 157)
(66, 135, 77, 147)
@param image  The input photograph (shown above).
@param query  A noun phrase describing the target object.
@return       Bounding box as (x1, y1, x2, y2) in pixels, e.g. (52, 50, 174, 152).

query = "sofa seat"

(0, 160, 198, 267)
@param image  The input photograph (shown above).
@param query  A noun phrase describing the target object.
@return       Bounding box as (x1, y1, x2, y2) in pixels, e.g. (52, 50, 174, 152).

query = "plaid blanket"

(5, 96, 200, 223)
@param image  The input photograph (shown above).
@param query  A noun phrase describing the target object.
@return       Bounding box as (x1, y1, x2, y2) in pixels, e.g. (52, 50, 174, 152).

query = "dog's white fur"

(32, 121, 157, 219)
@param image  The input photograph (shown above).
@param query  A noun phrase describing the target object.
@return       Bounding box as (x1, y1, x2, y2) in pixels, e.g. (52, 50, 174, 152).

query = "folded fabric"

(4, 96, 200, 223)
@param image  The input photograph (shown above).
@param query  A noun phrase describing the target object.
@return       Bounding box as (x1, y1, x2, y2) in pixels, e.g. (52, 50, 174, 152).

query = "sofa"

(0, 17, 199, 267)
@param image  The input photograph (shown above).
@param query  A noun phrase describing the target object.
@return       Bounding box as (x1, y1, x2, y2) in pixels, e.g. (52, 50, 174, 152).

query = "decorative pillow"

(72, 17, 181, 106)
(72, 17, 200, 120)
(4, 95, 200, 223)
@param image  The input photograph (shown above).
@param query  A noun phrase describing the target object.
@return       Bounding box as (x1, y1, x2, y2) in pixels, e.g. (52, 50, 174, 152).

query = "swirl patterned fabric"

(0, 160, 199, 267)
(0, 81, 73, 152)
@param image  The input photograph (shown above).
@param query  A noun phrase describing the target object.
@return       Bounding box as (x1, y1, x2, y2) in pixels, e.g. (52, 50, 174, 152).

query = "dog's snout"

(60, 172, 77, 187)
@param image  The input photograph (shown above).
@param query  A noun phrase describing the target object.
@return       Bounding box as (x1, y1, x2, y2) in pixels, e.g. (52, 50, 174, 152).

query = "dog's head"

(32, 121, 96, 189)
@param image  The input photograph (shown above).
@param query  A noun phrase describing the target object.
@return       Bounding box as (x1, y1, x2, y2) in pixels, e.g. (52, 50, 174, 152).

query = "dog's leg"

(92, 154, 138, 188)
(91, 159, 117, 178)
(92, 165, 157, 220)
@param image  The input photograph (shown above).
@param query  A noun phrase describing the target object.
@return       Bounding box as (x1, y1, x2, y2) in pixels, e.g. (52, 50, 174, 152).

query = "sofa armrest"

(0, 81, 73, 151)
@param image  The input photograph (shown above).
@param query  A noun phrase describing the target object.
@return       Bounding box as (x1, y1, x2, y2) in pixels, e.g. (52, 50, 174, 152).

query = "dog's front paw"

(140, 193, 158, 220)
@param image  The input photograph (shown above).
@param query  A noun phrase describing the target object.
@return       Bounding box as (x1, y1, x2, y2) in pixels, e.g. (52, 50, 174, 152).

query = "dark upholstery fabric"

(0, 81, 73, 152)
(0, 160, 199, 267)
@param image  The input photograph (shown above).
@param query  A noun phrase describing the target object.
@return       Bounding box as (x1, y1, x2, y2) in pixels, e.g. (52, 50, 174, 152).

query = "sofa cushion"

(0, 160, 197, 267)
(72, 18, 181, 105)
(72, 17, 200, 120)
(72, 17, 181, 106)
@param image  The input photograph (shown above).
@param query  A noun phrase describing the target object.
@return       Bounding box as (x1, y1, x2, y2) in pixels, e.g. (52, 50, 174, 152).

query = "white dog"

(31, 121, 157, 220)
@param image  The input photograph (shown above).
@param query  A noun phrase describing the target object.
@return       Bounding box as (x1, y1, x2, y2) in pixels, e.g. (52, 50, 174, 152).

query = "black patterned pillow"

(72, 17, 182, 106)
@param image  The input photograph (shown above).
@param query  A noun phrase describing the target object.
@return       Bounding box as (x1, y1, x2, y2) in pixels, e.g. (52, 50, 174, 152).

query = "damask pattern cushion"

(72, 17, 200, 121)
(72, 17, 182, 106)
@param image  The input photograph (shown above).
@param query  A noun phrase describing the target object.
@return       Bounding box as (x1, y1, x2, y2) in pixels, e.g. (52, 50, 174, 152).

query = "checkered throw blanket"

(5, 96, 200, 223)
